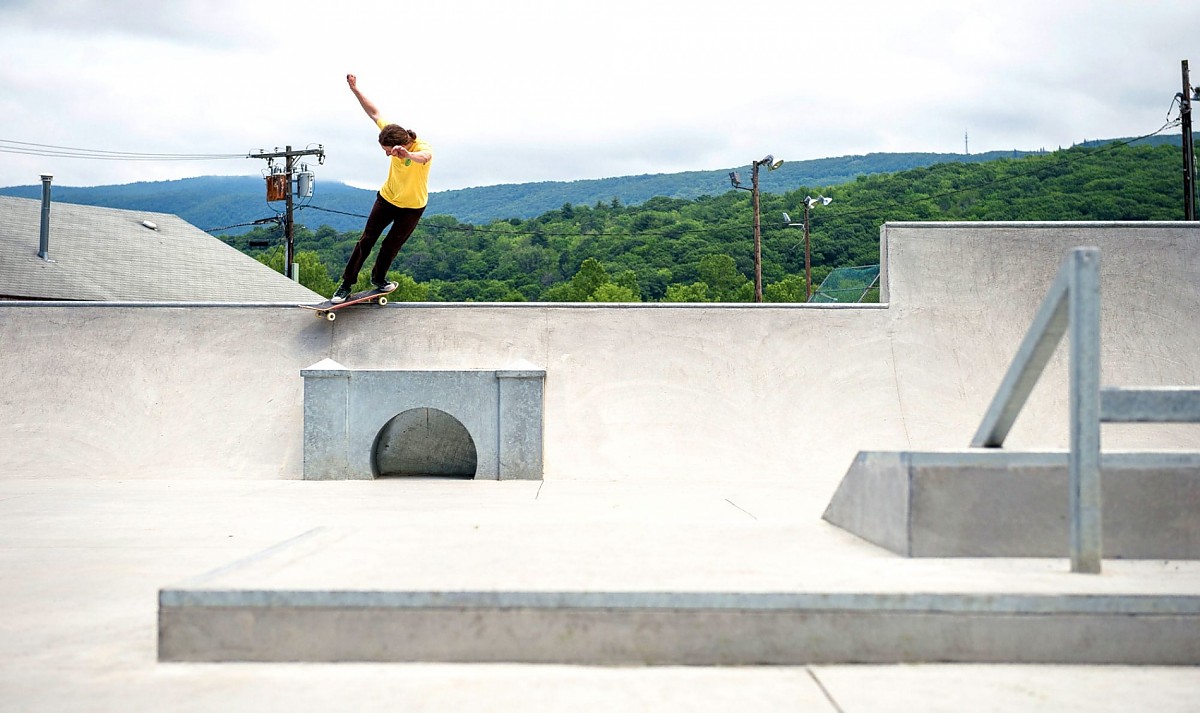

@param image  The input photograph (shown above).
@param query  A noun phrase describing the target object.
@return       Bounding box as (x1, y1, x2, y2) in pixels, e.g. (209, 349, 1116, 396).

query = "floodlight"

(782, 212, 792, 223)
(770, 158, 785, 170)
(729, 171, 741, 187)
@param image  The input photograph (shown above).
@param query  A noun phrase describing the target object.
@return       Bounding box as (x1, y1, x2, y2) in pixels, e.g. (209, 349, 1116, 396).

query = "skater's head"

(379, 124, 416, 151)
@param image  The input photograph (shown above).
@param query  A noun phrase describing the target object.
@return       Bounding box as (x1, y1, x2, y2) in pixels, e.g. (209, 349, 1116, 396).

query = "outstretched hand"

(346, 72, 386, 125)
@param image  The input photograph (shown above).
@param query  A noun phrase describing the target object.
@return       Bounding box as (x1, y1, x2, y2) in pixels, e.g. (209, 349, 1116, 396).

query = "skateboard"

(299, 285, 396, 321)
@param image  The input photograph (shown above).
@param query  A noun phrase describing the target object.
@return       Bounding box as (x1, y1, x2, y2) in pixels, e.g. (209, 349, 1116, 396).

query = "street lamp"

(784, 194, 832, 301)
(730, 154, 785, 302)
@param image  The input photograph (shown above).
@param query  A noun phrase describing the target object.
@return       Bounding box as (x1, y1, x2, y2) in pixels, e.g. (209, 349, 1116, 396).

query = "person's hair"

(378, 124, 416, 146)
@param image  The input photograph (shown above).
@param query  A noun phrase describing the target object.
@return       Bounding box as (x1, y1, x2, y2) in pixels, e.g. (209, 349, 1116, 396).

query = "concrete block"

(823, 450, 1200, 558)
(301, 364, 545, 480)
(497, 370, 545, 480)
(158, 589, 1200, 665)
(301, 359, 351, 480)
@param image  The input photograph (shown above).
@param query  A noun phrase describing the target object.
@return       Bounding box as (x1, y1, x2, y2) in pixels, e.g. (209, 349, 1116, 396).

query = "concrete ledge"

(157, 588, 1200, 664)
(823, 450, 1200, 558)
(0, 300, 887, 310)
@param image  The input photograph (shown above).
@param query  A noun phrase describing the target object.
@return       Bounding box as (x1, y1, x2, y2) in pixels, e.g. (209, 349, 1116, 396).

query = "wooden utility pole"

(798, 195, 831, 301)
(751, 161, 763, 302)
(1181, 60, 1197, 221)
(803, 199, 812, 301)
(249, 145, 325, 279)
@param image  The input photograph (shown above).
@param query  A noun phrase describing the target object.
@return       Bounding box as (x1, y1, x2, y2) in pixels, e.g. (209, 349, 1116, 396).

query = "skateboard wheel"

(326, 312, 337, 322)
(378, 296, 388, 306)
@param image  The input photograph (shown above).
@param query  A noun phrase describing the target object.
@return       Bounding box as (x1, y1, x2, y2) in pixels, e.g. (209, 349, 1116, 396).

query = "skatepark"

(2, 222, 1199, 709)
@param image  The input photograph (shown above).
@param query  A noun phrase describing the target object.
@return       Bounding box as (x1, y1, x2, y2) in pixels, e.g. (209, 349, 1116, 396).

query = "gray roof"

(0, 195, 322, 302)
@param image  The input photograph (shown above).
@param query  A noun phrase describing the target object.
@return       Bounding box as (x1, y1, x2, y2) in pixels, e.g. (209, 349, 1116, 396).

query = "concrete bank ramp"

(2, 222, 1198, 492)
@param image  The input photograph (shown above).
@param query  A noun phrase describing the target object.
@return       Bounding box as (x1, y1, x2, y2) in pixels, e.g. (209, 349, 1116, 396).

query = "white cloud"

(1, 0, 1197, 191)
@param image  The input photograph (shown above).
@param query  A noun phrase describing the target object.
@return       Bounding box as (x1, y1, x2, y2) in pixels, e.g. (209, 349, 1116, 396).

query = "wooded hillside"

(238, 141, 1190, 303)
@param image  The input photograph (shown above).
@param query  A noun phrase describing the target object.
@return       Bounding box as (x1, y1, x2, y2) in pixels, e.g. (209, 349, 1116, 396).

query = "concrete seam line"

(807, 667, 846, 713)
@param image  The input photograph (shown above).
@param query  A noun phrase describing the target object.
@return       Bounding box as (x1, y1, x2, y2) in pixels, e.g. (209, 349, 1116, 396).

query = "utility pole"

(751, 161, 763, 302)
(249, 145, 325, 279)
(803, 198, 812, 300)
(1180, 60, 1197, 221)
(785, 195, 831, 301)
(730, 154, 783, 303)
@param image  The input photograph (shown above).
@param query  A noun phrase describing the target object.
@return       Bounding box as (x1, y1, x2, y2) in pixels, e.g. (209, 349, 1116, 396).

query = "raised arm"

(346, 74, 382, 123)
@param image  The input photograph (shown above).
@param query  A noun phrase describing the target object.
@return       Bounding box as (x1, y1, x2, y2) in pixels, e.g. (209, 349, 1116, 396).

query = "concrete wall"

(3, 223, 1197, 504)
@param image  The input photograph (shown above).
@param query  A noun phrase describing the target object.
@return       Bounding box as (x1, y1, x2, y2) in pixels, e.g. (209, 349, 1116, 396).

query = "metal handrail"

(971, 248, 1101, 572)
(970, 246, 1200, 573)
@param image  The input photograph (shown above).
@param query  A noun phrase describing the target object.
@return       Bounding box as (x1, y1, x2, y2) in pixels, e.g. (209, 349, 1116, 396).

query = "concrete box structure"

(823, 450, 1200, 558)
(301, 359, 545, 480)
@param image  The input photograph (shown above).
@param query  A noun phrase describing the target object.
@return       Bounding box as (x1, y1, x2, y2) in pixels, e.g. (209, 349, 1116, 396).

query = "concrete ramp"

(2, 305, 327, 478)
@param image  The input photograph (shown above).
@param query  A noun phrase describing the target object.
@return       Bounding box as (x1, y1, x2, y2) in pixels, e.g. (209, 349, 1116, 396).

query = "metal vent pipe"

(38, 174, 52, 260)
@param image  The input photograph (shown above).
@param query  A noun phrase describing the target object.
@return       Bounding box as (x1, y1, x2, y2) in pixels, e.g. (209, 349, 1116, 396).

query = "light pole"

(730, 154, 784, 301)
(783, 194, 832, 301)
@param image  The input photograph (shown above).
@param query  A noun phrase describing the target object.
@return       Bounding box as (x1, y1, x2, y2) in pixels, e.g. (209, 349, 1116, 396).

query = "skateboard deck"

(299, 285, 396, 321)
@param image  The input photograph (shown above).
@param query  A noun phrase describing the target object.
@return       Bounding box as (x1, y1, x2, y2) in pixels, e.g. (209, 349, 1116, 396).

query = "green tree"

(256, 248, 336, 297)
(662, 282, 710, 302)
(384, 272, 430, 302)
(613, 269, 641, 300)
(697, 254, 751, 302)
(542, 258, 612, 301)
(588, 284, 640, 302)
(764, 274, 808, 303)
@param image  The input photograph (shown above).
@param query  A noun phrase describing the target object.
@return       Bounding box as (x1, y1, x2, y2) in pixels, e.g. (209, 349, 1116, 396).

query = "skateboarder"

(331, 73, 433, 304)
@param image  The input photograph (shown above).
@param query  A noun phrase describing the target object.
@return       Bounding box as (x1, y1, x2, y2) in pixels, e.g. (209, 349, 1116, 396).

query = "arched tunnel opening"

(371, 407, 478, 479)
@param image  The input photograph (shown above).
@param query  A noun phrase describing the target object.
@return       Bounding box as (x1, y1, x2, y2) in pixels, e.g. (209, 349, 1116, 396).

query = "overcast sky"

(0, 0, 1196, 193)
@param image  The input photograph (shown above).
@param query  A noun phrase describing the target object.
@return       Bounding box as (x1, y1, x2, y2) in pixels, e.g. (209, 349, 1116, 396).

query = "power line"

(300, 203, 718, 239)
(207, 217, 282, 233)
(301, 204, 369, 220)
(0, 139, 245, 161)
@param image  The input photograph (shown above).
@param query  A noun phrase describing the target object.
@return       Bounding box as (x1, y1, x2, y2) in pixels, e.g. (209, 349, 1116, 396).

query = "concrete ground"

(2, 476, 1198, 711)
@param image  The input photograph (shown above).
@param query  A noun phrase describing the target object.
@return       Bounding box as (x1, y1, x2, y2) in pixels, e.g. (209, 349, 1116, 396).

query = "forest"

(229, 141, 1191, 303)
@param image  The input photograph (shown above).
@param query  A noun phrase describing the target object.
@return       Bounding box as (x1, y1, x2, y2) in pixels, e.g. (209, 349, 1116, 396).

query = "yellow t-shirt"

(376, 118, 432, 209)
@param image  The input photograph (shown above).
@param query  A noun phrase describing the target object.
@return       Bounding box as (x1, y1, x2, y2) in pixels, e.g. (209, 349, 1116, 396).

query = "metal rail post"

(1067, 248, 1102, 573)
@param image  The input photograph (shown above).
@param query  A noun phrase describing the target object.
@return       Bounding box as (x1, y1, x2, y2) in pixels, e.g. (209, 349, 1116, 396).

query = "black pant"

(340, 193, 425, 286)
